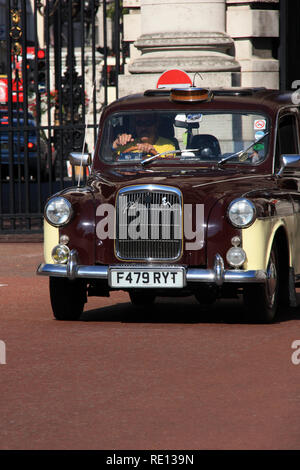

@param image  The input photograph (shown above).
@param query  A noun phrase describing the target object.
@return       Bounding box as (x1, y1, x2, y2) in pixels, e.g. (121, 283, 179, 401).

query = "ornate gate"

(0, 0, 124, 234)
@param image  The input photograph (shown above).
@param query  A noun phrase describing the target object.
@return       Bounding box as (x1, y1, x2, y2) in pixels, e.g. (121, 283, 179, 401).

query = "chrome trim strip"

(185, 269, 266, 283)
(214, 253, 224, 286)
(37, 264, 266, 285)
(185, 269, 215, 282)
(37, 263, 109, 279)
(223, 269, 267, 282)
(37, 263, 68, 277)
(77, 266, 109, 279)
(192, 174, 273, 189)
(37, 250, 266, 284)
(118, 184, 182, 198)
(66, 249, 78, 280)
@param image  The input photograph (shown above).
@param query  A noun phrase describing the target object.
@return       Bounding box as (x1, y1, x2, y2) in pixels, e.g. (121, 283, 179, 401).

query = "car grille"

(116, 185, 182, 260)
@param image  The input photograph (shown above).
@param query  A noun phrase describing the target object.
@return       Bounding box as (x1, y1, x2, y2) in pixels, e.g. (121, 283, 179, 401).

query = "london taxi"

(37, 86, 300, 323)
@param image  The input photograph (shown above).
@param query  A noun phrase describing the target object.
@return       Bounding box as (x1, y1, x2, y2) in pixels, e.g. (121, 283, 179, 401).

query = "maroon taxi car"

(37, 86, 300, 322)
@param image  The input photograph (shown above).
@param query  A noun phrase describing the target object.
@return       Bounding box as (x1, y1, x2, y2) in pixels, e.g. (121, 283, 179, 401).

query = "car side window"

(275, 114, 299, 170)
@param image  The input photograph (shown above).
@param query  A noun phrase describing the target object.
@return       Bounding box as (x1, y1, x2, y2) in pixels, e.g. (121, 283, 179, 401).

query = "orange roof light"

(170, 87, 213, 103)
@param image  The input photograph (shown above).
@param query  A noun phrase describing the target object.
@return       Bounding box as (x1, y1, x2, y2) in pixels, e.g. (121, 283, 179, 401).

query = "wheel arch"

(272, 225, 290, 278)
(242, 224, 291, 322)
(242, 219, 291, 271)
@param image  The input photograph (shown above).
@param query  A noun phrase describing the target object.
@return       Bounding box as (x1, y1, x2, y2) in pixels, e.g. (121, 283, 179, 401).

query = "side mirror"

(69, 152, 91, 167)
(277, 154, 300, 176)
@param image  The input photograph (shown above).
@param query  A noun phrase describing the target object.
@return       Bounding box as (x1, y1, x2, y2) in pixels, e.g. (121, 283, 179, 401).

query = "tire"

(49, 277, 87, 320)
(243, 242, 279, 323)
(129, 291, 156, 306)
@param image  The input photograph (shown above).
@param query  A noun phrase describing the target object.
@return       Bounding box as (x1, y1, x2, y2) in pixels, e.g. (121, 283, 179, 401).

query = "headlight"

(45, 197, 72, 227)
(227, 198, 256, 228)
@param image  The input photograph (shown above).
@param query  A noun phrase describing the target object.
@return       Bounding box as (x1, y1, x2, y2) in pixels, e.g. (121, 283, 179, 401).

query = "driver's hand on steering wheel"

(112, 134, 134, 149)
(135, 142, 157, 155)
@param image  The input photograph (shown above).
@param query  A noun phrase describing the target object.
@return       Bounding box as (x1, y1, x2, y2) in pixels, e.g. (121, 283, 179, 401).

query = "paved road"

(0, 243, 300, 450)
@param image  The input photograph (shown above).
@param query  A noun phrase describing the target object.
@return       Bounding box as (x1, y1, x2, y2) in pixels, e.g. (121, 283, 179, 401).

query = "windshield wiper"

(140, 149, 201, 166)
(218, 131, 270, 165)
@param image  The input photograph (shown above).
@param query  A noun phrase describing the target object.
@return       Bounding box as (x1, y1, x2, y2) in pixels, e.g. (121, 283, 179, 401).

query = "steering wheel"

(116, 145, 153, 161)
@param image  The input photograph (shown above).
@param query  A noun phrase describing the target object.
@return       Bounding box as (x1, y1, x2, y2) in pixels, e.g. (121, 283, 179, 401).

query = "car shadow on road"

(80, 295, 300, 324)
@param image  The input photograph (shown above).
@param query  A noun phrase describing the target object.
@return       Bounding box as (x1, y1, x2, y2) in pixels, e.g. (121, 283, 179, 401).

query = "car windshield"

(99, 111, 270, 165)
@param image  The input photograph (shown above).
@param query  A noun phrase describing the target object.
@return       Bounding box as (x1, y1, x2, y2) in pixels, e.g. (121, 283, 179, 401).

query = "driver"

(112, 115, 176, 157)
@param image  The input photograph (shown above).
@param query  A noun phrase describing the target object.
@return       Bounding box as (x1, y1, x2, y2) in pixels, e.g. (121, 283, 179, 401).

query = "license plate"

(109, 267, 185, 288)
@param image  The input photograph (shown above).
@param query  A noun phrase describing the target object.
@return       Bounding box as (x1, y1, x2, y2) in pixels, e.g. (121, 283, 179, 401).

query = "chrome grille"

(116, 185, 182, 260)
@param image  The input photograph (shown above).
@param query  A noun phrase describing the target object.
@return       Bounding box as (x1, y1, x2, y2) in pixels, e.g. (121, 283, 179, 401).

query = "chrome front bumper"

(37, 251, 267, 286)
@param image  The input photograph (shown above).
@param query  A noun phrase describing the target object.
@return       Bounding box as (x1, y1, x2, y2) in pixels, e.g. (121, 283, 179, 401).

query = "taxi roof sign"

(156, 69, 192, 89)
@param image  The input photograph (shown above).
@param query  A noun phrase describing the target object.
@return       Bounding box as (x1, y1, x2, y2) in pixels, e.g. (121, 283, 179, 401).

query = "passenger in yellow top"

(112, 115, 176, 157)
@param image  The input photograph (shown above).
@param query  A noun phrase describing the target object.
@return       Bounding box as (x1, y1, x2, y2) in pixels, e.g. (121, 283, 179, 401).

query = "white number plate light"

(109, 267, 186, 288)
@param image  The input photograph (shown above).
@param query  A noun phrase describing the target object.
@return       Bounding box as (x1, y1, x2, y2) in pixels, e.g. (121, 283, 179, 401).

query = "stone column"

(119, 0, 240, 97)
(226, 0, 279, 89)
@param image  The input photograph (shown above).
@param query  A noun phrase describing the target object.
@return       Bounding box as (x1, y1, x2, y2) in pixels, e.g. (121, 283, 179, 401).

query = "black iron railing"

(0, 0, 123, 234)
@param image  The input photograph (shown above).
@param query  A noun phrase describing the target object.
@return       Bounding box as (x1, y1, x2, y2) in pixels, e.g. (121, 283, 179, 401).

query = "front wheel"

(49, 277, 87, 320)
(243, 242, 279, 323)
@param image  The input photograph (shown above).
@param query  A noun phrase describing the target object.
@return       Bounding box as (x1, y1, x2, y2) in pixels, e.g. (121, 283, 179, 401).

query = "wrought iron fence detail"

(0, 0, 122, 234)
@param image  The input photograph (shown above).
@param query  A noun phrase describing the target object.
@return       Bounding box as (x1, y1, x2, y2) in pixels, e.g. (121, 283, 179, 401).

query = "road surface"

(0, 243, 300, 450)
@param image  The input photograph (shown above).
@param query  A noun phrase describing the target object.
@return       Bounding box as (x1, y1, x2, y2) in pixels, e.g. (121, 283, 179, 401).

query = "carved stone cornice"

(129, 32, 240, 73)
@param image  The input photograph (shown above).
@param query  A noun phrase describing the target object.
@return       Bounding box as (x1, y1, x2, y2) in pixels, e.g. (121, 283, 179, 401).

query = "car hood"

(91, 165, 274, 205)
(60, 166, 275, 267)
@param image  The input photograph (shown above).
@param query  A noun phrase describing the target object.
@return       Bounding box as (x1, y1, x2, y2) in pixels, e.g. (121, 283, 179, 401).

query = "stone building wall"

(226, 0, 279, 88)
(120, 0, 279, 96)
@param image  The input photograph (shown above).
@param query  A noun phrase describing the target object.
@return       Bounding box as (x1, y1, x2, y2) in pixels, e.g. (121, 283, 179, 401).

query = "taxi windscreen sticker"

(255, 130, 265, 141)
(253, 143, 264, 151)
(254, 119, 266, 130)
